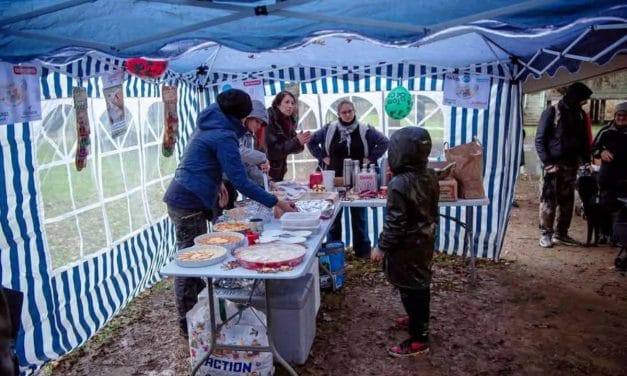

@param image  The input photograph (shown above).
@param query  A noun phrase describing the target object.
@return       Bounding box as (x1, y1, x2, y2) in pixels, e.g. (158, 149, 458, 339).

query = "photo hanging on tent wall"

(0, 62, 42, 125)
(223, 79, 265, 103)
(102, 69, 128, 138)
(443, 73, 491, 110)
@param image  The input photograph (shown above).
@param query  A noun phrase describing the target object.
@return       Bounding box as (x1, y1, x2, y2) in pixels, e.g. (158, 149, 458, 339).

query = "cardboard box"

(438, 178, 458, 201)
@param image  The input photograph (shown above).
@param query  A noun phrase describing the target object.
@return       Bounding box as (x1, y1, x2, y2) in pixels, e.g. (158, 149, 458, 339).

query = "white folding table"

(160, 205, 341, 376)
(341, 198, 490, 284)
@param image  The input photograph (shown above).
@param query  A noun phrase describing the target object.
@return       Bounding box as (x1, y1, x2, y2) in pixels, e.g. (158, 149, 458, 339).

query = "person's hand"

(371, 247, 384, 263)
(544, 164, 559, 174)
(297, 130, 311, 145)
(218, 183, 229, 208)
(259, 160, 270, 173)
(582, 163, 592, 173)
(601, 150, 614, 163)
(276, 199, 297, 213)
(323, 157, 331, 166)
(362, 158, 370, 166)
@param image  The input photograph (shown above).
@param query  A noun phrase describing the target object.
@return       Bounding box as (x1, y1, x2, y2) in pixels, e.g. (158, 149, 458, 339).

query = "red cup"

(309, 171, 323, 189)
(246, 231, 259, 245)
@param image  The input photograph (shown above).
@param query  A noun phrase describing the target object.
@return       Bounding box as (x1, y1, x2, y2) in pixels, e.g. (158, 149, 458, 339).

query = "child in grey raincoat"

(371, 126, 439, 357)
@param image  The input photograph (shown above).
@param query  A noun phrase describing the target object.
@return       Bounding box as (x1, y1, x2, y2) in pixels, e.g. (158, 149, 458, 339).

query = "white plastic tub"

(279, 211, 321, 228)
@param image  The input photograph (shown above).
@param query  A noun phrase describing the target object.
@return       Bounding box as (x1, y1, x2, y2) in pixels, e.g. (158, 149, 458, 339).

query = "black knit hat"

(563, 82, 592, 107)
(217, 89, 252, 119)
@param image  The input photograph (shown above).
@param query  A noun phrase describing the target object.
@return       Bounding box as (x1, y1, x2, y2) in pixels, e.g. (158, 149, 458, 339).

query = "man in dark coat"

(371, 126, 438, 357)
(535, 82, 592, 248)
(592, 101, 627, 244)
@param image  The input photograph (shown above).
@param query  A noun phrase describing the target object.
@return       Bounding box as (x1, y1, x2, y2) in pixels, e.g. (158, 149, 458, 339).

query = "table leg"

(191, 277, 217, 376)
(266, 280, 298, 376)
(466, 207, 477, 285)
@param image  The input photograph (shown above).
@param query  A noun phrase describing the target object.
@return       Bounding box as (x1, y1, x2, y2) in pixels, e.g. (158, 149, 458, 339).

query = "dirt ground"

(46, 176, 627, 376)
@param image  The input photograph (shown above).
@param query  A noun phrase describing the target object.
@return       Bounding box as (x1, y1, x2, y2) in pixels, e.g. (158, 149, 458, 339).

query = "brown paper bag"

(444, 140, 485, 199)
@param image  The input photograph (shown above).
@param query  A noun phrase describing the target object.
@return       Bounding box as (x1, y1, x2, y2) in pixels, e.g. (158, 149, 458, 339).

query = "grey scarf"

(339, 119, 359, 152)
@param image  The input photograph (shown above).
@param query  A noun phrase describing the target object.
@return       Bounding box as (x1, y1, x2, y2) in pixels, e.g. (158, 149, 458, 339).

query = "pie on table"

(213, 222, 250, 232)
(176, 247, 226, 262)
(197, 234, 242, 245)
(234, 243, 307, 269)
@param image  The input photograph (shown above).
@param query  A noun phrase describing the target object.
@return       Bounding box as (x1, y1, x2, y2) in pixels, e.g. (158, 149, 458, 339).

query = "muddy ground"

(46, 176, 627, 376)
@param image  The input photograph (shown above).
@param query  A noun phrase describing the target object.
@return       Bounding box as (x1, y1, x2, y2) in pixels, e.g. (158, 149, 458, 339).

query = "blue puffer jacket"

(163, 103, 277, 210)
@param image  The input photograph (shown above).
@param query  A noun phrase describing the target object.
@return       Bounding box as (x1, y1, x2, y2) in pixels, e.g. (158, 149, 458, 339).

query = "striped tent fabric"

(0, 59, 522, 372)
(1, 64, 199, 372)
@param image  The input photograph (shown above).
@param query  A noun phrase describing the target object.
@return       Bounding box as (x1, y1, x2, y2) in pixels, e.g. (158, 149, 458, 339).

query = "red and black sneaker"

(395, 315, 409, 328)
(388, 338, 429, 358)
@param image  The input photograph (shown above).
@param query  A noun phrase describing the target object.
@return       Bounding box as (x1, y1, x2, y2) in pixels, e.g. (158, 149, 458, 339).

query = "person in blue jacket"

(163, 89, 296, 335)
(308, 99, 389, 258)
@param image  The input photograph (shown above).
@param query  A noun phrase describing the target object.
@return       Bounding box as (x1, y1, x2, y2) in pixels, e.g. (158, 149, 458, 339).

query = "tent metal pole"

(594, 23, 627, 30)
(143, 0, 314, 13)
(120, 0, 313, 51)
(0, 0, 94, 26)
(478, 35, 513, 79)
(0, 28, 114, 52)
(536, 49, 562, 76)
(423, 0, 550, 36)
(114, 12, 249, 51)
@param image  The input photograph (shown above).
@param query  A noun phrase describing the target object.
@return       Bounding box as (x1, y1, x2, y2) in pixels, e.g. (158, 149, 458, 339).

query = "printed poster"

(0, 62, 42, 125)
(443, 73, 491, 109)
(221, 79, 265, 103)
(102, 70, 127, 138)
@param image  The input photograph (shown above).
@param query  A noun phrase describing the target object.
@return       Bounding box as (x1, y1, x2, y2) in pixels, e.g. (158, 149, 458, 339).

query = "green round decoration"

(385, 86, 413, 120)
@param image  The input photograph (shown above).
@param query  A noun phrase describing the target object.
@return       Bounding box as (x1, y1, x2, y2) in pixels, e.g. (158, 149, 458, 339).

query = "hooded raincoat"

(378, 127, 439, 290)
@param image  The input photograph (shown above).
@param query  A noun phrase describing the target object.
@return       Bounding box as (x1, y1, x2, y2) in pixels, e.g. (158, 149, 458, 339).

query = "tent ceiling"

(0, 0, 625, 82)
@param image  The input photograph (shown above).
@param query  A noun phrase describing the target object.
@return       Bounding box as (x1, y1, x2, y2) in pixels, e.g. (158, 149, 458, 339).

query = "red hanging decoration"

(125, 58, 168, 79)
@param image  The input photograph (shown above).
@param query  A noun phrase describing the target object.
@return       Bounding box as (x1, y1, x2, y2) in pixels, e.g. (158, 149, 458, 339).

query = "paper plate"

(285, 230, 312, 237)
(277, 236, 307, 244)
(261, 229, 284, 237)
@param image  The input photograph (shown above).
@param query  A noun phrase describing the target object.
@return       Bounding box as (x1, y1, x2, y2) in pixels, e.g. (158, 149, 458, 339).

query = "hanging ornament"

(125, 58, 168, 80)
(73, 87, 90, 171)
(162, 86, 178, 157)
(385, 86, 413, 120)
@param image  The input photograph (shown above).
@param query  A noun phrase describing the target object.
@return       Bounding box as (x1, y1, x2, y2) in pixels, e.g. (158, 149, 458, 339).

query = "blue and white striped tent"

(1, 0, 625, 373)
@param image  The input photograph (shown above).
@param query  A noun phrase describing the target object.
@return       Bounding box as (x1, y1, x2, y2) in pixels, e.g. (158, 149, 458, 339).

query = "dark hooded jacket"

(163, 103, 277, 211)
(264, 106, 304, 181)
(535, 82, 592, 167)
(378, 127, 439, 289)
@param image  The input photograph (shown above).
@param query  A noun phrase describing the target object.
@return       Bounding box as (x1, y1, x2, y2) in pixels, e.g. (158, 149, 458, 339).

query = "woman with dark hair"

(264, 91, 311, 181)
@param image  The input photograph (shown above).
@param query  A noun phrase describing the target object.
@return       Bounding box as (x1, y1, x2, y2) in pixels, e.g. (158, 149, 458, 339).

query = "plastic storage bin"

(212, 274, 316, 365)
(317, 241, 345, 291)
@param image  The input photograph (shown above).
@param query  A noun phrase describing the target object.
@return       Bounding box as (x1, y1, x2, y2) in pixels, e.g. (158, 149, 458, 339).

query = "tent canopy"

(1, 0, 625, 84)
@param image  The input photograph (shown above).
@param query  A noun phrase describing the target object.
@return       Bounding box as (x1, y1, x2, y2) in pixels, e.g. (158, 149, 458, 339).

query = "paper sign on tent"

(222, 79, 264, 103)
(0, 62, 42, 125)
